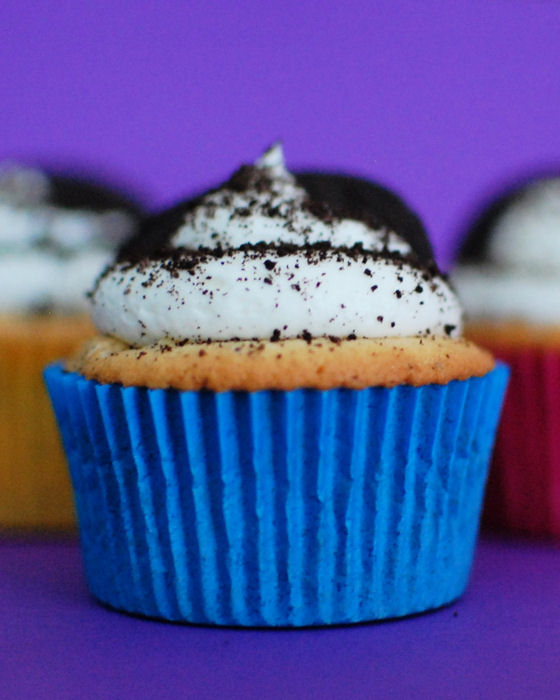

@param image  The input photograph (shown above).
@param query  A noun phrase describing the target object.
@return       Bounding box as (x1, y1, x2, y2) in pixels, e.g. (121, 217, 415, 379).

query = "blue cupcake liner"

(45, 363, 508, 627)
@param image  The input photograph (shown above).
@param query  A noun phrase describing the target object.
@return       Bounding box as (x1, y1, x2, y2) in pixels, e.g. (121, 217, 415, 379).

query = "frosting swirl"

(0, 164, 141, 314)
(91, 145, 462, 345)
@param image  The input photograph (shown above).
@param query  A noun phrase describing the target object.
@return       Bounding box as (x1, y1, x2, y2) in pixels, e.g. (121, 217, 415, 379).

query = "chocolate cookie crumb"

(301, 329, 312, 344)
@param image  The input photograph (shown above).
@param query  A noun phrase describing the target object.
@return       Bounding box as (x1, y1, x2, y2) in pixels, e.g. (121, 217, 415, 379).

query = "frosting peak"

(255, 143, 290, 176)
(0, 164, 51, 206)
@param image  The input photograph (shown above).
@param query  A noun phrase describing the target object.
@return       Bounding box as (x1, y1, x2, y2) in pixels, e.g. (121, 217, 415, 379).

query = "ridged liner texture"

(45, 363, 508, 627)
(483, 349, 560, 537)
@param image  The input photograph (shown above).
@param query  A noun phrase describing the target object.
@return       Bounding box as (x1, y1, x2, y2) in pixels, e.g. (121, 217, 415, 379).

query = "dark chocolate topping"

(118, 194, 203, 264)
(46, 174, 144, 215)
(295, 172, 433, 263)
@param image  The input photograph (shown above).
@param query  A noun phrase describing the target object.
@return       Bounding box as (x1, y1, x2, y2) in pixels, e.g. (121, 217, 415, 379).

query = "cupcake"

(46, 145, 507, 626)
(453, 175, 560, 536)
(0, 163, 142, 530)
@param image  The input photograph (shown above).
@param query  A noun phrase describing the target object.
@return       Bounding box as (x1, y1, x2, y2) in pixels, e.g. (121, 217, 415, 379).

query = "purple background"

(4, 8, 560, 694)
(3, 535, 560, 699)
(2, 1, 560, 267)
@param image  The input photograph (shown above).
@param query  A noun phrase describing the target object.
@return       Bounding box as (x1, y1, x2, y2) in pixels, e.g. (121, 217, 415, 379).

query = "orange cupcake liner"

(0, 315, 94, 530)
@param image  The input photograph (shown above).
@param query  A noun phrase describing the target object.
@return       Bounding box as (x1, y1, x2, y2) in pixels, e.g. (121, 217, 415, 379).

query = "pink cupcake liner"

(483, 348, 560, 536)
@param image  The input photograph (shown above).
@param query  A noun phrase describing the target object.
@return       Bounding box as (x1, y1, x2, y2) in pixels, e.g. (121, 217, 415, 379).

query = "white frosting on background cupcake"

(453, 177, 560, 323)
(0, 164, 140, 314)
(91, 145, 462, 345)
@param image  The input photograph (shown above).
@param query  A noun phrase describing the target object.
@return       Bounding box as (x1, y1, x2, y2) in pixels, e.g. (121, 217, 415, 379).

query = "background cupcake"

(453, 174, 560, 536)
(46, 146, 507, 626)
(0, 163, 143, 531)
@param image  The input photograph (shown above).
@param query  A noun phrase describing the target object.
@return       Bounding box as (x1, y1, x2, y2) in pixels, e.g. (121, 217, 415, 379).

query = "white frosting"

(453, 178, 560, 323)
(0, 204, 133, 252)
(0, 164, 136, 313)
(0, 251, 110, 314)
(453, 266, 560, 323)
(91, 145, 462, 345)
(93, 251, 461, 345)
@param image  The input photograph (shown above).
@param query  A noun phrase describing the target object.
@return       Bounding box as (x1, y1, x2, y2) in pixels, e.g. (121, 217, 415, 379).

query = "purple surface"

(1, 535, 560, 699)
(2, 1, 560, 266)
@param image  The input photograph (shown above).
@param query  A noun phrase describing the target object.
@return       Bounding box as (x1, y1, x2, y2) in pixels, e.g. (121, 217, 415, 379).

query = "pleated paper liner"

(0, 315, 94, 530)
(45, 363, 508, 627)
(483, 348, 560, 537)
